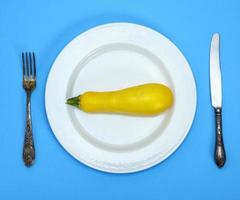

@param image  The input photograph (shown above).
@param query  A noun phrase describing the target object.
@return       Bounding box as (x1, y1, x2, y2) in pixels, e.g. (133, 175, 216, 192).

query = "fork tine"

(29, 52, 32, 77)
(22, 53, 25, 77)
(33, 52, 36, 79)
(25, 52, 29, 77)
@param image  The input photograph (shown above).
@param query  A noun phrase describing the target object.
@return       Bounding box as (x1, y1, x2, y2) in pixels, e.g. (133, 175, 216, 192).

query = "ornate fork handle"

(23, 92, 35, 166)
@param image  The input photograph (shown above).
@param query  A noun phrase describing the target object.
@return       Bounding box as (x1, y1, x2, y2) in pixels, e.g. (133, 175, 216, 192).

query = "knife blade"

(210, 33, 226, 168)
(210, 33, 222, 108)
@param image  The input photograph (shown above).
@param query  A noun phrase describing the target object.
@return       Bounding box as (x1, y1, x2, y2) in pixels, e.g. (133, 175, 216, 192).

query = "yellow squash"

(66, 83, 174, 115)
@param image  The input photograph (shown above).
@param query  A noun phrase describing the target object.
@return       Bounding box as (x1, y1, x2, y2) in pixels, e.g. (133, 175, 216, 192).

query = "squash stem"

(66, 96, 80, 108)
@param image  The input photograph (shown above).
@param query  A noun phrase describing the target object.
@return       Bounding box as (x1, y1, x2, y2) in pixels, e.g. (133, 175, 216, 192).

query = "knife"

(210, 33, 226, 168)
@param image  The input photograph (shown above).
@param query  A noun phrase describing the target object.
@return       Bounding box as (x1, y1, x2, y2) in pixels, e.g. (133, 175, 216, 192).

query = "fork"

(22, 52, 36, 167)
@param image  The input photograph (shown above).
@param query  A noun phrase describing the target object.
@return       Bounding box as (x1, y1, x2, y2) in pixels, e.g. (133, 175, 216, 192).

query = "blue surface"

(0, 0, 240, 199)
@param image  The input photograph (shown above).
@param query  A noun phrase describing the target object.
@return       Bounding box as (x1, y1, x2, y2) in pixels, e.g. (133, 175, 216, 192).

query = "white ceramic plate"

(45, 23, 196, 173)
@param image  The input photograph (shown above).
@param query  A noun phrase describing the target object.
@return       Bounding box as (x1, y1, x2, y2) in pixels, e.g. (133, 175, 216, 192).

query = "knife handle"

(214, 108, 226, 168)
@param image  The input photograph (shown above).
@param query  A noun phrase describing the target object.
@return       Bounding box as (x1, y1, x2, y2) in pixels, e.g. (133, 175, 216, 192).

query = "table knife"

(210, 33, 226, 168)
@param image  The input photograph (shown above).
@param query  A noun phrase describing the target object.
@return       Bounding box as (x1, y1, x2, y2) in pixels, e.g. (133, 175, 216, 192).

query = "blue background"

(0, 0, 239, 199)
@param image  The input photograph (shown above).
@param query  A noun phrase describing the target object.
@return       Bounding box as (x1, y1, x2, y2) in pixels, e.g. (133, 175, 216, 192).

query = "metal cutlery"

(22, 52, 36, 167)
(210, 33, 226, 168)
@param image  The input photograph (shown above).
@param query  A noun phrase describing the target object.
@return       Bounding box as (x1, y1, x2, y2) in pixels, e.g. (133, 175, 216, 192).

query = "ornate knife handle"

(214, 108, 226, 168)
(23, 93, 35, 167)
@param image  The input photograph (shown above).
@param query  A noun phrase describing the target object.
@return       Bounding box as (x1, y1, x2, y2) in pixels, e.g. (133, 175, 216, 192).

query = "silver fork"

(22, 52, 36, 167)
